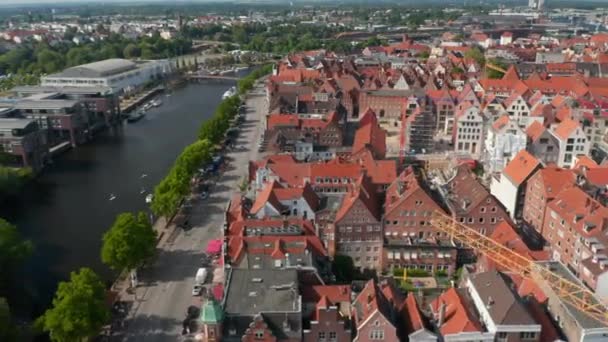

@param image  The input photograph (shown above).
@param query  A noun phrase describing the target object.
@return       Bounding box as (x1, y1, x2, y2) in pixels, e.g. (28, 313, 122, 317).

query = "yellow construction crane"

(429, 211, 608, 326)
(485, 63, 507, 75)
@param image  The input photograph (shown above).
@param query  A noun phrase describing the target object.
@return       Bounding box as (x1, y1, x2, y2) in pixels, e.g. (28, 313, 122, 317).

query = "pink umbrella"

(212, 284, 224, 301)
(206, 239, 222, 254)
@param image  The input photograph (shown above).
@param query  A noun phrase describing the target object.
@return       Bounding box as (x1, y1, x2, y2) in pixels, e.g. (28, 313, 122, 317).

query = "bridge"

(186, 74, 240, 81)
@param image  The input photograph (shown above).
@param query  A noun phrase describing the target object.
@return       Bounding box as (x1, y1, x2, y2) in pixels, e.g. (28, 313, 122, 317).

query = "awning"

(206, 239, 222, 254)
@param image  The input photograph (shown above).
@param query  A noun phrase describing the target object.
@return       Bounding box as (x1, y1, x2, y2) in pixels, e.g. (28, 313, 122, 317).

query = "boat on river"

(152, 99, 163, 107)
(127, 111, 146, 123)
(222, 86, 237, 100)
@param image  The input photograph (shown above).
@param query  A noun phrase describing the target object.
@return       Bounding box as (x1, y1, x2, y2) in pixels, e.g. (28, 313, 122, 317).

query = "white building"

(484, 115, 527, 176)
(454, 105, 485, 157)
(41, 58, 172, 94)
(549, 118, 591, 168)
(249, 181, 319, 221)
(502, 92, 543, 129)
(490, 150, 540, 219)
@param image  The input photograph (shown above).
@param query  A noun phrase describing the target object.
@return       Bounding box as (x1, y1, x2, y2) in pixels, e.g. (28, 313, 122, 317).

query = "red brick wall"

(354, 312, 398, 342)
(303, 307, 351, 342)
(522, 173, 548, 235)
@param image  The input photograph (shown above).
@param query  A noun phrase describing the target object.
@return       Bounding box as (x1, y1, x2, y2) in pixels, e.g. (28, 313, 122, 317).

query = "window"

(318, 332, 326, 341)
(255, 330, 264, 339)
(497, 332, 507, 340)
(520, 332, 536, 339)
(328, 331, 337, 341)
(369, 329, 385, 340)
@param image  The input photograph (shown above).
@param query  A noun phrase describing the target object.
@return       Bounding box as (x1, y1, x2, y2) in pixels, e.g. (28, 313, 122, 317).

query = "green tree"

(0, 218, 33, 288)
(486, 57, 509, 79)
(332, 255, 356, 283)
(0, 167, 33, 199)
(38, 268, 109, 342)
(101, 212, 156, 272)
(123, 44, 140, 59)
(465, 46, 486, 66)
(36, 49, 65, 74)
(0, 297, 14, 341)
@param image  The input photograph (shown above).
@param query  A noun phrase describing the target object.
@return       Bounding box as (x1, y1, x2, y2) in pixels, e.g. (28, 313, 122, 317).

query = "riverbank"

(115, 83, 269, 341)
(1, 80, 239, 322)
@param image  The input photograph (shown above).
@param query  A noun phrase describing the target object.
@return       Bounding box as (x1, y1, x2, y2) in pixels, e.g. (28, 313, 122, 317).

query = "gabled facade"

(334, 176, 383, 270)
(522, 166, 576, 235)
(490, 150, 541, 219)
(383, 167, 457, 275)
(444, 165, 511, 237)
(454, 105, 485, 157)
(526, 121, 560, 165)
(549, 118, 591, 168)
(352, 279, 401, 342)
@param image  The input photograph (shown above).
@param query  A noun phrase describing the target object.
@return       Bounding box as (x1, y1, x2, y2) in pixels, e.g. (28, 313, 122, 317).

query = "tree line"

(0, 32, 192, 90)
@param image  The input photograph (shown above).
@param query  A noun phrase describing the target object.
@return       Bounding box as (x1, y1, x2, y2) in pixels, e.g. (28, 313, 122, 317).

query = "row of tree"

(0, 167, 32, 202)
(0, 218, 34, 340)
(35, 67, 273, 341)
(37, 211, 158, 342)
(0, 32, 192, 90)
(236, 64, 273, 95)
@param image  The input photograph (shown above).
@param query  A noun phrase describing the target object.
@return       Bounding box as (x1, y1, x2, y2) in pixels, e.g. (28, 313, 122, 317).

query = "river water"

(2, 79, 237, 318)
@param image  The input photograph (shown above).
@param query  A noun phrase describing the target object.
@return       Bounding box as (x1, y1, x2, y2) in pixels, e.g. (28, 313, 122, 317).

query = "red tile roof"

(335, 175, 380, 223)
(502, 150, 541, 186)
(250, 181, 285, 215)
(431, 288, 482, 335)
(574, 155, 599, 170)
(226, 235, 327, 265)
(552, 118, 580, 140)
(548, 187, 608, 239)
(492, 115, 510, 131)
(266, 114, 299, 130)
(228, 217, 316, 236)
(403, 293, 426, 333)
(302, 285, 352, 304)
(526, 121, 546, 142)
(352, 111, 387, 158)
(585, 168, 608, 186)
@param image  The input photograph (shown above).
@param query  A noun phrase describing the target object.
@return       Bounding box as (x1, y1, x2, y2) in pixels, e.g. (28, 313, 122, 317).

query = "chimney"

(486, 296, 494, 310)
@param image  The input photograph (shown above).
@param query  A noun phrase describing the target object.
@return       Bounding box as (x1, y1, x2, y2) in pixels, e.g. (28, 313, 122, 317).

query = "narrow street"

(117, 86, 267, 341)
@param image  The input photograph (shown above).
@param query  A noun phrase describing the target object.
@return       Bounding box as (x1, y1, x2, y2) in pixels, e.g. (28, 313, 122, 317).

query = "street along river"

(2, 79, 238, 319)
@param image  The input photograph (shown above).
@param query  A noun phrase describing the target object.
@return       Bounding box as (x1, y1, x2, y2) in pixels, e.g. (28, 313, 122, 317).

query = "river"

(2, 79, 238, 319)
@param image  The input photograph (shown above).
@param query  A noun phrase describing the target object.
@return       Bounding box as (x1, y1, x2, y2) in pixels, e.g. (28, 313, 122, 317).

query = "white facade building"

(549, 118, 591, 168)
(454, 105, 485, 157)
(41, 58, 172, 94)
(484, 115, 527, 176)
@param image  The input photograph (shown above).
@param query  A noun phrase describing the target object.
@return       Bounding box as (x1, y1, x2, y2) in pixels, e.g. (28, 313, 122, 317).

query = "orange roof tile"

(574, 155, 599, 170)
(502, 150, 541, 186)
(526, 121, 546, 142)
(431, 288, 482, 335)
(353, 113, 387, 158)
(552, 118, 580, 140)
(250, 181, 285, 215)
(492, 115, 510, 131)
(403, 293, 426, 333)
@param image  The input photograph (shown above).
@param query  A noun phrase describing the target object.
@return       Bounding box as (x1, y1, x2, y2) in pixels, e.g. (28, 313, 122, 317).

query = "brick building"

(542, 187, 608, 295)
(383, 167, 457, 275)
(334, 176, 383, 271)
(522, 166, 576, 235)
(443, 165, 511, 237)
